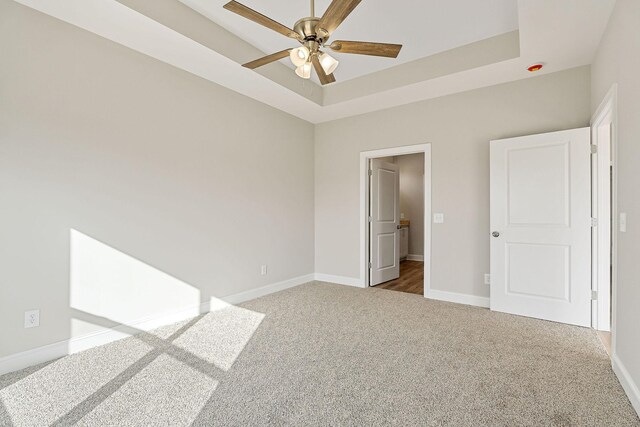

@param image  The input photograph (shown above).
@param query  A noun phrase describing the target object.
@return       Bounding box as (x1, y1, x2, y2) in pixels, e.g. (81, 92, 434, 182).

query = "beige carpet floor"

(1, 282, 638, 426)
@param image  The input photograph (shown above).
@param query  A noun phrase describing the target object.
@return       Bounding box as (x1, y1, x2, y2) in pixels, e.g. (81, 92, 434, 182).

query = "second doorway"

(369, 152, 425, 295)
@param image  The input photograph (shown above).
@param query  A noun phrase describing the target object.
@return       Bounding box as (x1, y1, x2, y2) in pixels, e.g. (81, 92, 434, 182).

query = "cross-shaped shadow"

(51, 310, 231, 426)
(0, 302, 265, 426)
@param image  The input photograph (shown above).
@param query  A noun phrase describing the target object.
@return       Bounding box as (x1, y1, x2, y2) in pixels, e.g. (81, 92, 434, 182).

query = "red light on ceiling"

(528, 64, 544, 72)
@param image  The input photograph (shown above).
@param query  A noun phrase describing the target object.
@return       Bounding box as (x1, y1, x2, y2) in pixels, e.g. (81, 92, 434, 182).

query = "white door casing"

(591, 111, 613, 332)
(370, 159, 400, 285)
(490, 128, 591, 327)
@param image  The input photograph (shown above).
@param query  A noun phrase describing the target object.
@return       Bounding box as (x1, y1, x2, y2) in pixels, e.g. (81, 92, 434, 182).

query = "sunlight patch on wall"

(70, 229, 200, 332)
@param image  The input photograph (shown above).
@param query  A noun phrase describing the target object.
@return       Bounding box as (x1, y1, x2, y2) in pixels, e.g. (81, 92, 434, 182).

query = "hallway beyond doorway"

(376, 261, 424, 295)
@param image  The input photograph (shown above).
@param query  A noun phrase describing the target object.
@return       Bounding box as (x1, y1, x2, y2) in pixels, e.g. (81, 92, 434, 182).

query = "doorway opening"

(360, 144, 431, 297)
(591, 85, 617, 356)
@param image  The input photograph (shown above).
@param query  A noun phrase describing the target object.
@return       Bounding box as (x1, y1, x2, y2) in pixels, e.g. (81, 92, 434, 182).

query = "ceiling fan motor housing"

(294, 17, 328, 44)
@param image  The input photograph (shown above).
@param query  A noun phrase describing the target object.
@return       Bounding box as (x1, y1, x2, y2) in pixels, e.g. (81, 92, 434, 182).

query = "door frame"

(359, 144, 432, 297)
(591, 85, 618, 339)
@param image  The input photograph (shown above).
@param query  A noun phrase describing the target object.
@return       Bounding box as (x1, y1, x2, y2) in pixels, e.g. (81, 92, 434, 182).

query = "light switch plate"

(260, 265, 268, 275)
(24, 310, 40, 328)
(484, 274, 491, 285)
(433, 213, 444, 224)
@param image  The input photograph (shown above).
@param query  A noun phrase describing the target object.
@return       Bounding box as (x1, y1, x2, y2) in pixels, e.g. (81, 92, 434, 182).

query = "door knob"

(492, 231, 500, 238)
(397, 225, 401, 229)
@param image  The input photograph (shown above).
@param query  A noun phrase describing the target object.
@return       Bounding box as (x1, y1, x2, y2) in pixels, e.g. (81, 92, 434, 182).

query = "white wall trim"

(612, 353, 640, 417)
(68, 300, 212, 355)
(406, 254, 424, 262)
(426, 289, 490, 308)
(0, 341, 69, 378)
(314, 273, 364, 288)
(359, 144, 432, 296)
(590, 84, 618, 339)
(222, 274, 315, 304)
(0, 273, 314, 376)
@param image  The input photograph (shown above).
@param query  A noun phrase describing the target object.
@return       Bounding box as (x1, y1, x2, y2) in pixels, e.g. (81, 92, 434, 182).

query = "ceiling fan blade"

(311, 55, 336, 85)
(242, 49, 292, 69)
(317, 0, 362, 37)
(329, 40, 402, 58)
(223, 1, 301, 40)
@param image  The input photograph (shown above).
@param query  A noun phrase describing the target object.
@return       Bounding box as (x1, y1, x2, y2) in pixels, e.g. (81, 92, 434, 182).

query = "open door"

(490, 128, 591, 327)
(369, 159, 400, 286)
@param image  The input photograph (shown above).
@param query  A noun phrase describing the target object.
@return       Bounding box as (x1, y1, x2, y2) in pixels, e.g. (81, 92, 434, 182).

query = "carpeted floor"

(1, 282, 638, 426)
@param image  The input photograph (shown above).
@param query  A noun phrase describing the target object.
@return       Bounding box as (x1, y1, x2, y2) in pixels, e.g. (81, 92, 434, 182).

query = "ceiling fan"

(223, 0, 403, 85)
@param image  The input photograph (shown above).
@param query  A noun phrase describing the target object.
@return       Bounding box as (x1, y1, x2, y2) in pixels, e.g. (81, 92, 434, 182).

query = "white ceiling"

(180, 0, 520, 82)
(13, 0, 616, 123)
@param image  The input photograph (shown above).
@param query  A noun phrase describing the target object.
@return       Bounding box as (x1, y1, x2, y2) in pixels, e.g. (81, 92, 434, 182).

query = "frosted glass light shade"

(295, 62, 312, 79)
(318, 52, 339, 75)
(290, 46, 310, 67)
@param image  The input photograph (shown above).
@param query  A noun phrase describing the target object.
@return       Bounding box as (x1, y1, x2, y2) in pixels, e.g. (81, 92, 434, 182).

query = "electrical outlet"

(24, 310, 40, 328)
(260, 265, 268, 275)
(433, 213, 444, 224)
(484, 274, 491, 285)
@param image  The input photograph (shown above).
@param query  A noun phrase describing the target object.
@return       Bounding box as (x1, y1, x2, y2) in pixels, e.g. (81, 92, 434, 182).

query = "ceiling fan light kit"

(223, 0, 402, 85)
(318, 52, 339, 75)
(290, 46, 310, 67)
(295, 62, 312, 79)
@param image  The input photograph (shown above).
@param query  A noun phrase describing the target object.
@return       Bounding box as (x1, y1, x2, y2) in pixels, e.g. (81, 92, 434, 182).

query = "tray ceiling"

(13, 0, 616, 123)
(180, 0, 519, 82)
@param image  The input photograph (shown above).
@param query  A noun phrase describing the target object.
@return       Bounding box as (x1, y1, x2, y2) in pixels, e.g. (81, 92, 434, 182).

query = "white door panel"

(490, 128, 591, 327)
(370, 159, 400, 285)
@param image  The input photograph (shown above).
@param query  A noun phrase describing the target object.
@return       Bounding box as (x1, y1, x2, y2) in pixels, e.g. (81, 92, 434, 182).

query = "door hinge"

(368, 215, 372, 223)
(591, 217, 598, 227)
(368, 169, 373, 176)
(590, 145, 598, 154)
(591, 290, 598, 301)
(368, 262, 372, 269)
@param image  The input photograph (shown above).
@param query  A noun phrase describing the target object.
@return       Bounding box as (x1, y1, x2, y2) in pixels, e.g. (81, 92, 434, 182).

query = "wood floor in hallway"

(375, 260, 424, 295)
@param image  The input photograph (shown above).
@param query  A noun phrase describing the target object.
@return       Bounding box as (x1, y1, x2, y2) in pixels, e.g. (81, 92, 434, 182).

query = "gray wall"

(0, 1, 315, 357)
(591, 0, 640, 408)
(396, 154, 425, 256)
(315, 67, 591, 297)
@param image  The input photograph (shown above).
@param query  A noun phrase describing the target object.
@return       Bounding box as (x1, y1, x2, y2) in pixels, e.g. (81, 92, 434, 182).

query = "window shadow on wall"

(0, 229, 265, 426)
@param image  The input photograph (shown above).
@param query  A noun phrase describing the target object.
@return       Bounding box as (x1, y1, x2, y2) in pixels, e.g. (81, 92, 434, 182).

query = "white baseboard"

(0, 273, 314, 376)
(221, 274, 314, 305)
(314, 273, 365, 288)
(67, 301, 211, 355)
(406, 254, 424, 262)
(0, 340, 69, 378)
(612, 353, 640, 417)
(426, 289, 490, 308)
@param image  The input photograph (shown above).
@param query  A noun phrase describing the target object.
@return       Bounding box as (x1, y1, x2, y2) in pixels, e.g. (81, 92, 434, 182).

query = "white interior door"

(370, 159, 400, 286)
(490, 128, 591, 327)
